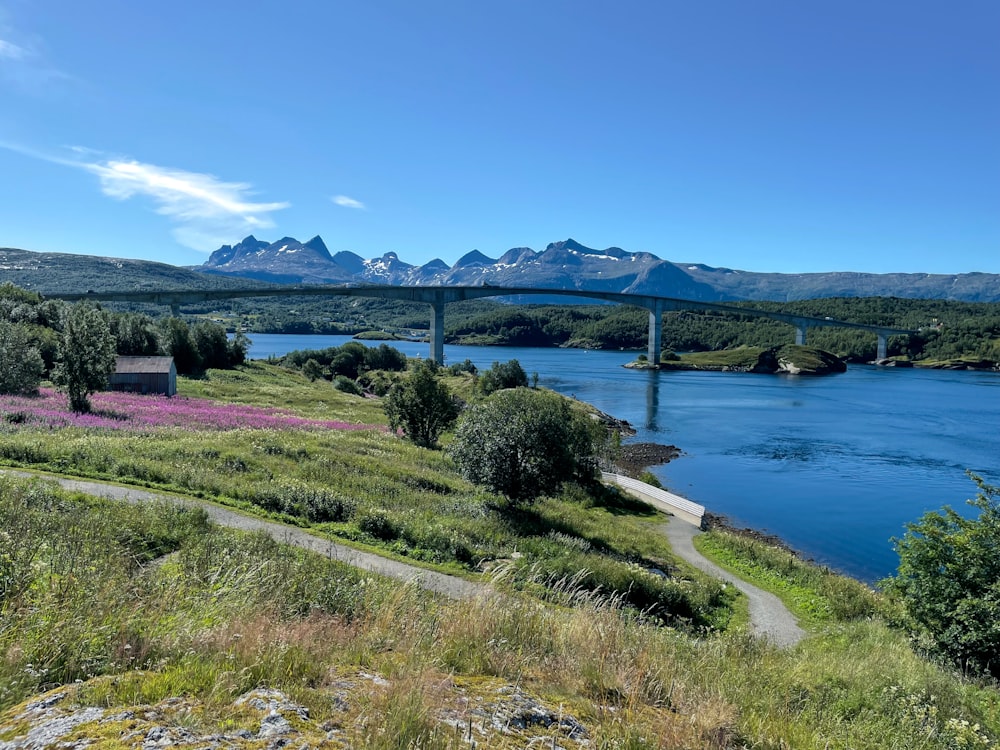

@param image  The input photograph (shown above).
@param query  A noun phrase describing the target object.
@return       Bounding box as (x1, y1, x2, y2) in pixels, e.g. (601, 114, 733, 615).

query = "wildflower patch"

(0, 389, 375, 432)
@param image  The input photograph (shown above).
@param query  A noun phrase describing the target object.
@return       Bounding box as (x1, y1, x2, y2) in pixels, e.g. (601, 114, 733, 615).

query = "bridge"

(45, 285, 914, 364)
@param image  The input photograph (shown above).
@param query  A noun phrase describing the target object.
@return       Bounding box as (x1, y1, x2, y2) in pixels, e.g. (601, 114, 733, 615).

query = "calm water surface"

(248, 334, 1000, 582)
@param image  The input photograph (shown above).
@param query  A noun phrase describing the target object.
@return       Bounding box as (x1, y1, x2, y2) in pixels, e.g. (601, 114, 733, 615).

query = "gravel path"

(3, 471, 482, 601)
(5, 470, 804, 645)
(663, 519, 805, 647)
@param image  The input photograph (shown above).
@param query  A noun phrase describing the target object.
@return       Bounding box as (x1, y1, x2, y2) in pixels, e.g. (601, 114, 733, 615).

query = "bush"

(357, 370, 402, 396)
(383, 361, 461, 448)
(357, 509, 399, 541)
(333, 375, 363, 395)
(478, 359, 528, 395)
(884, 473, 1000, 677)
(302, 358, 324, 381)
(363, 343, 408, 372)
(449, 388, 599, 504)
(447, 358, 478, 376)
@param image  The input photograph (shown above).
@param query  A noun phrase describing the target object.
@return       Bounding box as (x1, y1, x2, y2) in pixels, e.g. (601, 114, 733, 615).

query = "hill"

(0, 246, 272, 294)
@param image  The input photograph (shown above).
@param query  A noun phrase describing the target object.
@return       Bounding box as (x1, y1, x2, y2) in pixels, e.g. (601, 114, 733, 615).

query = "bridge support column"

(169, 303, 179, 318)
(429, 298, 445, 365)
(876, 333, 887, 360)
(647, 301, 663, 364)
(795, 325, 806, 346)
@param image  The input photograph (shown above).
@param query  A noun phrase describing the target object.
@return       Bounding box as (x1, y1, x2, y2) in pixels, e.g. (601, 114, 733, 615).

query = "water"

(247, 333, 1000, 582)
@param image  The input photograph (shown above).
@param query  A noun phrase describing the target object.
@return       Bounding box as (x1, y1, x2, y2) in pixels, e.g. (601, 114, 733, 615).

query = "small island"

(627, 344, 847, 376)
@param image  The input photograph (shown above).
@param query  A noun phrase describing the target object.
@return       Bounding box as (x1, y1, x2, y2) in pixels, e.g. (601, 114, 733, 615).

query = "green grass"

(694, 529, 885, 626)
(3, 475, 1000, 748)
(674, 346, 767, 369)
(0, 362, 730, 630)
(180, 361, 387, 424)
(4, 363, 1000, 748)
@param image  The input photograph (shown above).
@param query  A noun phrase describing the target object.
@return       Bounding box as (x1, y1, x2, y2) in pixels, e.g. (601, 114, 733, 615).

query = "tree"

(53, 303, 116, 413)
(478, 359, 528, 396)
(191, 321, 231, 370)
(449, 388, 599, 504)
(159, 318, 201, 375)
(885, 474, 1000, 677)
(227, 330, 250, 367)
(111, 313, 160, 356)
(302, 358, 324, 381)
(363, 343, 407, 372)
(330, 342, 368, 379)
(383, 360, 461, 448)
(0, 321, 44, 395)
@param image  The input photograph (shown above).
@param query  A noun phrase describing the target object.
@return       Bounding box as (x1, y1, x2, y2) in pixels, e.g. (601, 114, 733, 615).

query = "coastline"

(613, 435, 814, 567)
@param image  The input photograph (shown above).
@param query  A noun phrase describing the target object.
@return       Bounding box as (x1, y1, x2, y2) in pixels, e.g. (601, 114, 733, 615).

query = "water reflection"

(645, 371, 660, 431)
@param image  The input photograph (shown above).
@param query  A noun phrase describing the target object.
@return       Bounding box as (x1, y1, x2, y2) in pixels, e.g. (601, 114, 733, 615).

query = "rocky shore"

(616, 441, 681, 475)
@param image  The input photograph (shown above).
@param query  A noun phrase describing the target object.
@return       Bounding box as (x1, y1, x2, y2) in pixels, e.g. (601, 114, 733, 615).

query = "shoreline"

(614, 436, 817, 568)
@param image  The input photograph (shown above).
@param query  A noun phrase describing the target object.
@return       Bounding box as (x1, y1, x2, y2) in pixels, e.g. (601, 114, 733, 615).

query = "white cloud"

(0, 141, 289, 251)
(82, 159, 290, 250)
(0, 39, 26, 60)
(332, 194, 366, 210)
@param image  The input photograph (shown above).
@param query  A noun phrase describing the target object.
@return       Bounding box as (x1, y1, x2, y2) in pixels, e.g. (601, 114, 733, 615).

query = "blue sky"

(0, 1, 997, 274)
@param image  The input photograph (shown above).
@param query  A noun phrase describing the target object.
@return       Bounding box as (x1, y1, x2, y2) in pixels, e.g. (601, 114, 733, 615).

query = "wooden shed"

(109, 356, 177, 396)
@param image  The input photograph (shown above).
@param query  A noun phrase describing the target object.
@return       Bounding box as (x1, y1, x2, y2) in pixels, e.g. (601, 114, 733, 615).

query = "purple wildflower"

(0, 388, 377, 432)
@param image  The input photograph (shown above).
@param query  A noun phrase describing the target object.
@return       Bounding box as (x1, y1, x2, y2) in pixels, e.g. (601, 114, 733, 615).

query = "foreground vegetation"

(1, 328, 999, 746)
(3, 475, 1000, 748)
(0, 362, 730, 629)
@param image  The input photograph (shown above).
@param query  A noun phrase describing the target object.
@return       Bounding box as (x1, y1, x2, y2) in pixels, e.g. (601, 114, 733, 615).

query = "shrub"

(363, 343, 408, 372)
(447, 358, 478, 376)
(357, 509, 399, 541)
(334, 375, 363, 395)
(383, 361, 461, 448)
(449, 388, 599, 504)
(302, 358, 324, 381)
(884, 473, 1000, 677)
(478, 359, 528, 395)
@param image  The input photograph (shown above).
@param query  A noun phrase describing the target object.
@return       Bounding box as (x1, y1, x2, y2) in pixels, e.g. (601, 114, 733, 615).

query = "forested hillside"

(443, 297, 1000, 364)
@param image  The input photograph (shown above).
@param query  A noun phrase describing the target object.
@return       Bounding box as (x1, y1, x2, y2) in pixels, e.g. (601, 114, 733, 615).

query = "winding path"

(4, 470, 803, 645)
(663, 520, 805, 647)
(2, 471, 481, 600)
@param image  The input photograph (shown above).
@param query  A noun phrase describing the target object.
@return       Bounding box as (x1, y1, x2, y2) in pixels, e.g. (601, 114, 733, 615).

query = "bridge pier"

(429, 297, 446, 364)
(647, 301, 663, 364)
(169, 303, 179, 318)
(877, 333, 887, 360)
(795, 325, 807, 346)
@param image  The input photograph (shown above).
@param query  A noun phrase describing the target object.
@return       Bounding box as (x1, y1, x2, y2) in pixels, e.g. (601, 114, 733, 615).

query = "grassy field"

(1, 361, 999, 748)
(0, 363, 731, 628)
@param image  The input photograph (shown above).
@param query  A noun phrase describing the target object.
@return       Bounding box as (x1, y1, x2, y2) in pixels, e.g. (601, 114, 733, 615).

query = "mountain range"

(1, 238, 998, 302)
(197, 236, 1000, 303)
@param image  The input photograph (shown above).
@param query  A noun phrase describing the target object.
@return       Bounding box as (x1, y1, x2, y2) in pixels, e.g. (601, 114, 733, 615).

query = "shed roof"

(114, 356, 175, 374)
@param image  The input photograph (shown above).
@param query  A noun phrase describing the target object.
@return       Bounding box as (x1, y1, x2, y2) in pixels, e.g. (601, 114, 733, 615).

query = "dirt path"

(3, 471, 482, 601)
(5, 470, 805, 645)
(663, 520, 805, 647)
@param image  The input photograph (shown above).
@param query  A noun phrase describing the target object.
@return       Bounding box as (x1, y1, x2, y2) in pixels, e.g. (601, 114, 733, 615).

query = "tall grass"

(0, 364, 730, 629)
(2, 475, 999, 748)
(694, 528, 884, 623)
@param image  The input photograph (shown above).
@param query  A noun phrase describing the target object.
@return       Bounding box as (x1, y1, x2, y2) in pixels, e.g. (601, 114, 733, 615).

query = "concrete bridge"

(45, 285, 914, 364)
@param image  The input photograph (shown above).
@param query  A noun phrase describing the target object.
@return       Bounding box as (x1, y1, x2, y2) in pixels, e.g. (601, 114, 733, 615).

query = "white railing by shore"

(601, 471, 706, 528)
